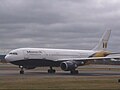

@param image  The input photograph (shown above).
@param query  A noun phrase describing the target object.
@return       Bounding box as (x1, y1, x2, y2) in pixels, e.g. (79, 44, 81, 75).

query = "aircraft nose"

(5, 55, 10, 62)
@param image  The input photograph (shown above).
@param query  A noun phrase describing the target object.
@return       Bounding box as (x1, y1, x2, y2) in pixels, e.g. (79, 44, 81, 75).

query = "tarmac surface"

(0, 70, 120, 77)
(0, 64, 120, 77)
(0, 64, 120, 90)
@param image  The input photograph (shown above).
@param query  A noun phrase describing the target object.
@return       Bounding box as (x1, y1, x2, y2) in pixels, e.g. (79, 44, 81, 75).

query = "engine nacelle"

(60, 61, 78, 71)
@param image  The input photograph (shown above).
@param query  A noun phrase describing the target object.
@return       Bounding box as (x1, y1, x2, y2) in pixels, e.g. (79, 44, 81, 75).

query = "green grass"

(0, 76, 120, 90)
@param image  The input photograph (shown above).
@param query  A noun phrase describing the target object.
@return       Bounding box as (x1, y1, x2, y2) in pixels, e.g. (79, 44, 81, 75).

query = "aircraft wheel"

(48, 69, 56, 74)
(19, 66, 24, 74)
(53, 69, 56, 73)
(70, 70, 78, 74)
(118, 79, 120, 83)
(20, 70, 24, 74)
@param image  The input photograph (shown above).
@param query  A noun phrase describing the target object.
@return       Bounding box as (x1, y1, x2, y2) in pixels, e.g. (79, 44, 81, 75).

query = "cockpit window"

(9, 52, 18, 55)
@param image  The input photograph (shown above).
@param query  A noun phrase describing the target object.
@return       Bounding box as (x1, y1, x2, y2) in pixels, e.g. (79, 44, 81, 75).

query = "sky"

(0, 0, 120, 53)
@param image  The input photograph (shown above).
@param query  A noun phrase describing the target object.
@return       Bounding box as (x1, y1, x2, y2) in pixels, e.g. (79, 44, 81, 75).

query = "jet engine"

(60, 61, 78, 71)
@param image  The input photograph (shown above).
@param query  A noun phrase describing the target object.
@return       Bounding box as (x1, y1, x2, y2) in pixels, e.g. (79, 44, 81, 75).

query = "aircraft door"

(23, 50, 29, 60)
(39, 50, 46, 59)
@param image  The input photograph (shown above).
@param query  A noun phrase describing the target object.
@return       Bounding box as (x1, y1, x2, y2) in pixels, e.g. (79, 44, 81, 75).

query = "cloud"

(0, 0, 120, 53)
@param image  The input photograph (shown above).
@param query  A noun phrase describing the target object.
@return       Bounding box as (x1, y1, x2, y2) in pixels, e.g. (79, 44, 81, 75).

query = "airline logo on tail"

(93, 30, 111, 51)
(103, 41, 108, 49)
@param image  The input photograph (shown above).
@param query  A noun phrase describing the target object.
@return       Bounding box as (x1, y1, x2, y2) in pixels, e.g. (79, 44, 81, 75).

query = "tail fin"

(93, 30, 111, 51)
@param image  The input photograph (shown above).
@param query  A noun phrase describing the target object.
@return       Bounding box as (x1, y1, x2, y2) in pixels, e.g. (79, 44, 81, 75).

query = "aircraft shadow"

(25, 71, 120, 76)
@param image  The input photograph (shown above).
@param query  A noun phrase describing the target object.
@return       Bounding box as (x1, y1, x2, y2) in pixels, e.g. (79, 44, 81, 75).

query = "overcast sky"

(0, 0, 120, 53)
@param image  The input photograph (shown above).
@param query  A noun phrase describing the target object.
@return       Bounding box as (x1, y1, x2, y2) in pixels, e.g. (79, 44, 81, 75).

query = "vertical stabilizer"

(93, 30, 111, 51)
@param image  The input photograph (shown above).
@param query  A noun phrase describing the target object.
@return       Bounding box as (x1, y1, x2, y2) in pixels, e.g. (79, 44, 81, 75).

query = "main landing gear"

(70, 70, 79, 74)
(48, 66, 56, 74)
(19, 66, 24, 74)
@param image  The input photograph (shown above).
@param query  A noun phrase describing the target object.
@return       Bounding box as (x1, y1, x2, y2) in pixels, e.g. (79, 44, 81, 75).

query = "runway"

(0, 64, 120, 89)
(0, 64, 120, 77)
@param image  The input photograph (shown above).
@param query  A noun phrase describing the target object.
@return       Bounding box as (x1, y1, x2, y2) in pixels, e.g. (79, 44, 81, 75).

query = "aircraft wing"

(55, 56, 120, 62)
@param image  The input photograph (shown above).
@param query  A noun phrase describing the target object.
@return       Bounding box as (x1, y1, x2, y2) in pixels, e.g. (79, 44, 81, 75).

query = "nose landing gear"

(19, 66, 24, 74)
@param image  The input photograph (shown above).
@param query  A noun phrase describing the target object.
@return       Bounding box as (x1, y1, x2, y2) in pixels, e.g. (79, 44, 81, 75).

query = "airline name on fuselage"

(27, 50, 42, 54)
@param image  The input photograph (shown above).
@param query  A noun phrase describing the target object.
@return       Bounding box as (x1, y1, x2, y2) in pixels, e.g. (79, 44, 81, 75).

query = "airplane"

(4, 30, 120, 74)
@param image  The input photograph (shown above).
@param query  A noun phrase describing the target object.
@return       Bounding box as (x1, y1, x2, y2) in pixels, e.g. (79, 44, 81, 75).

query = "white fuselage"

(5, 48, 95, 62)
